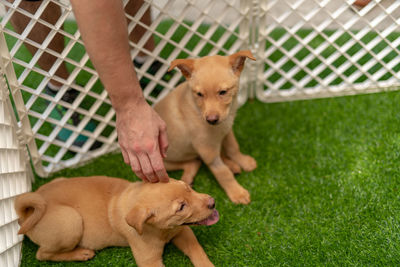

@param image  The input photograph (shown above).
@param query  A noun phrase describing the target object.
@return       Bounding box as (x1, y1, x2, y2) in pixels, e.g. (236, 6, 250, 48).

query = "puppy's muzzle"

(206, 115, 219, 125)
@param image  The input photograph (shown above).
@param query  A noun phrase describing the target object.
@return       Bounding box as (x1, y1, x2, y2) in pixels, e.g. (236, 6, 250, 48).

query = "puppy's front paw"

(75, 248, 95, 261)
(227, 186, 251, 205)
(240, 155, 257, 172)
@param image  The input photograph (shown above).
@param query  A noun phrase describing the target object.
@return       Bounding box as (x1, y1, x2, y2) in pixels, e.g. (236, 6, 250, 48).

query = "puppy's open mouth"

(183, 209, 219, 226)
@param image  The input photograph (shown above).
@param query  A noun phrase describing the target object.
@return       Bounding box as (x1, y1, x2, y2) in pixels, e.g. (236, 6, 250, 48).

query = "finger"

(120, 147, 130, 165)
(148, 151, 169, 183)
(129, 153, 147, 182)
(137, 154, 157, 183)
(158, 127, 169, 158)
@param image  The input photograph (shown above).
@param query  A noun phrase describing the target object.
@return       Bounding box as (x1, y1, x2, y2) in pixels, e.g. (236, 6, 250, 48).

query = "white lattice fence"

(0, 36, 32, 266)
(0, 0, 249, 177)
(255, 0, 400, 102)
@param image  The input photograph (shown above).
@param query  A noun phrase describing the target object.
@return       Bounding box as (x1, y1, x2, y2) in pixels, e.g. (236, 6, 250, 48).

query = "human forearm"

(70, 0, 143, 111)
(69, 0, 169, 182)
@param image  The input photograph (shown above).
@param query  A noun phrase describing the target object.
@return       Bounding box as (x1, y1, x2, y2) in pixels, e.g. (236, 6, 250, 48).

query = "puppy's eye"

(196, 92, 203, 97)
(177, 203, 186, 212)
(219, 90, 227, 96)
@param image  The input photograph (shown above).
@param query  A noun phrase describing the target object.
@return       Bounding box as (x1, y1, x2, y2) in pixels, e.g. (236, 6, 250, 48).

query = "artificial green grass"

(21, 90, 400, 266)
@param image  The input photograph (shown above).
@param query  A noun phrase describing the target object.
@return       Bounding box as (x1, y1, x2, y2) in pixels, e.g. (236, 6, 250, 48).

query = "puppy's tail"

(14, 192, 46, 235)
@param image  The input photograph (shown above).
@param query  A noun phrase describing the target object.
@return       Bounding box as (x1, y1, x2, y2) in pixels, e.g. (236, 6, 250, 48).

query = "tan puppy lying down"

(154, 50, 257, 205)
(15, 176, 218, 266)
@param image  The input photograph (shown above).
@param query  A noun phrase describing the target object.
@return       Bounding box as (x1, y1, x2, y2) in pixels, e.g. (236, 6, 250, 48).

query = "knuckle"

(132, 143, 142, 154)
(132, 166, 140, 172)
(131, 165, 141, 173)
(143, 168, 154, 177)
(152, 161, 165, 170)
(144, 140, 156, 153)
(160, 123, 167, 132)
(154, 166, 165, 173)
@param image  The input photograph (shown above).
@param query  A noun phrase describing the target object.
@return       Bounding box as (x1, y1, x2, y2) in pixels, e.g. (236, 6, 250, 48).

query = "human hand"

(116, 99, 169, 182)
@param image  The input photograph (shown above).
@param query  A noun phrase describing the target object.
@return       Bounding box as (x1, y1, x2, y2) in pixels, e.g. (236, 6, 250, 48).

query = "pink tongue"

(197, 209, 219, 226)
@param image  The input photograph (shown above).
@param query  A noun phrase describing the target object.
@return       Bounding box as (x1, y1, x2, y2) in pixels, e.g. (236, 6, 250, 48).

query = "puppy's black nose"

(206, 115, 219, 125)
(208, 197, 215, 209)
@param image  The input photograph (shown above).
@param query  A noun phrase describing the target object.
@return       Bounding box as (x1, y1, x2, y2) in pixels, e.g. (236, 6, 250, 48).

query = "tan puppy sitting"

(15, 176, 218, 266)
(154, 50, 257, 204)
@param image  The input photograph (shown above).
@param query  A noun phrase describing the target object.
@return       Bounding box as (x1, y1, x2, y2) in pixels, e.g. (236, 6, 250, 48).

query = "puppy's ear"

(168, 59, 195, 79)
(125, 206, 153, 235)
(229, 50, 256, 76)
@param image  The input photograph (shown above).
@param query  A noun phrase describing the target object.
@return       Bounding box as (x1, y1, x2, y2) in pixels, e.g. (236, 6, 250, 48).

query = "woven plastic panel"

(255, 0, 400, 102)
(0, 0, 247, 176)
(0, 48, 32, 266)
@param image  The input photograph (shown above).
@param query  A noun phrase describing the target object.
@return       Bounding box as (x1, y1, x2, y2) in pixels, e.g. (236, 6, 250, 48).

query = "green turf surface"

(21, 90, 400, 266)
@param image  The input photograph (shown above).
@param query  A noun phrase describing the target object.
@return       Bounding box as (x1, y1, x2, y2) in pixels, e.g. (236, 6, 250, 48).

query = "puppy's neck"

(141, 224, 182, 242)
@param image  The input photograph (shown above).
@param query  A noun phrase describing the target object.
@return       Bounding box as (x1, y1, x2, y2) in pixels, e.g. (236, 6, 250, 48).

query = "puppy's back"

(36, 176, 130, 203)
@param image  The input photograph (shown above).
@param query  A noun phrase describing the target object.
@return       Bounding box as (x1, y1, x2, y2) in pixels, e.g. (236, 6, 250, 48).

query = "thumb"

(158, 126, 168, 158)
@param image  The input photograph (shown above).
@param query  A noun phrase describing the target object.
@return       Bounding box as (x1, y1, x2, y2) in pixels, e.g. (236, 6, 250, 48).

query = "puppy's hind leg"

(222, 130, 257, 172)
(30, 205, 93, 261)
(37, 247, 95, 262)
(181, 160, 202, 185)
(221, 154, 241, 174)
(164, 160, 202, 186)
